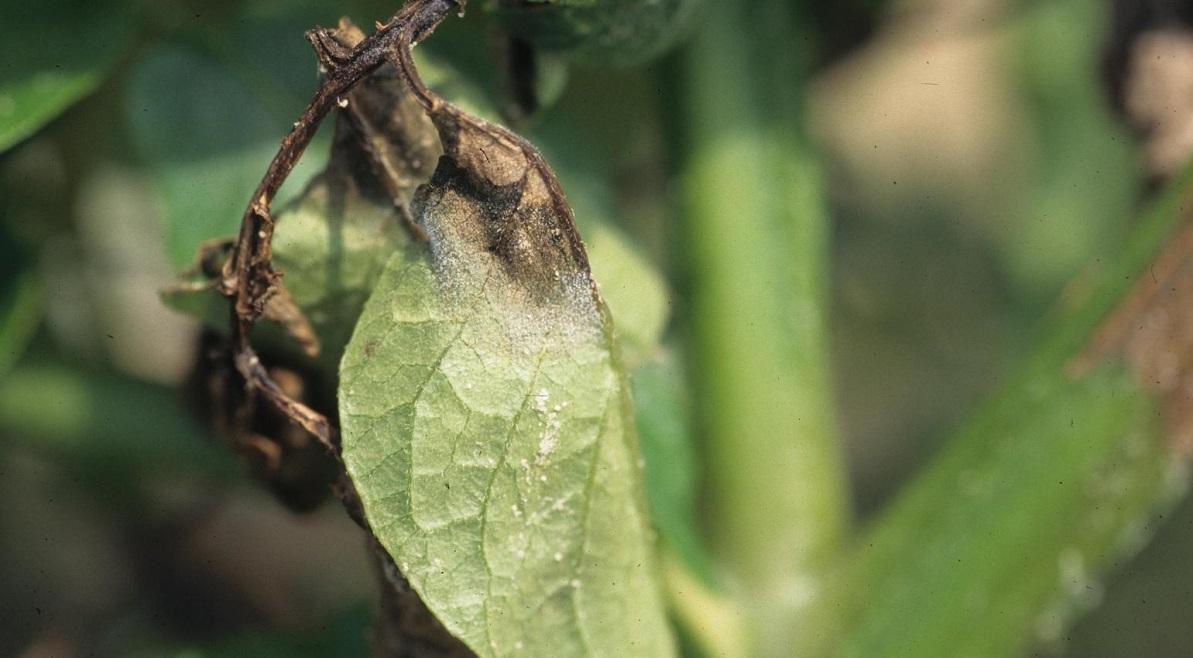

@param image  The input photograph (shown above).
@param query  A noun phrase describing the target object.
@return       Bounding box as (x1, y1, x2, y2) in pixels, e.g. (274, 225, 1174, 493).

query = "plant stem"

(677, 2, 850, 654)
(661, 552, 749, 658)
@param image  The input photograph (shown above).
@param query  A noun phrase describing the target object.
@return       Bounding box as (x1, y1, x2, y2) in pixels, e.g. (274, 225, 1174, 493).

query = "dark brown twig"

(219, 0, 464, 450)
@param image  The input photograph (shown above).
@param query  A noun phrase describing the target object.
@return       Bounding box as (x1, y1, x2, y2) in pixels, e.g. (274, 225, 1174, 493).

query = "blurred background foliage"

(3, 0, 1193, 656)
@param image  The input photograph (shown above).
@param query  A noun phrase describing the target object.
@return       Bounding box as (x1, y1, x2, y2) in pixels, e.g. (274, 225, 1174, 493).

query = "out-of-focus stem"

(677, 2, 850, 655)
(661, 552, 749, 658)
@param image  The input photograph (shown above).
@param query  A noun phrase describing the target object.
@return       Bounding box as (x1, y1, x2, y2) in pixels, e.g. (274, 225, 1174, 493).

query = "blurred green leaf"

(488, 0, 703, 66)
(127, 40, 327, 270)
(0, 0, 135, 152)
(0, 268, 40, 378)
(0, 224, 41, 377)
(1002, 0, 1138, 303)
(583, 222, 669, 367)
(129, 604, 370, 658)
(0, 363, 233, 484)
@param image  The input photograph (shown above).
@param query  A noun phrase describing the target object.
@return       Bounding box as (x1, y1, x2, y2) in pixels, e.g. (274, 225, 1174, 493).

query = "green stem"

(677, 3, 849, 654)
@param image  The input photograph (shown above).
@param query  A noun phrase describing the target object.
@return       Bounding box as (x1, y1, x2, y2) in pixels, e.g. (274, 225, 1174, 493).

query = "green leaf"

(127, 44, 327, 270)
(631, 353, 713, 582)
(270, 173, 412, 364)
(0, 0, 135, 152)
(488, 0, 703, 66)
(1002, 0, 1138, 304)
(160, 164, 413, 372)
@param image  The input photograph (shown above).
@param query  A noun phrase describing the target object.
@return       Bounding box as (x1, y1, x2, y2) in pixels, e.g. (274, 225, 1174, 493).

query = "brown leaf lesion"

(391, 42, 595, 305)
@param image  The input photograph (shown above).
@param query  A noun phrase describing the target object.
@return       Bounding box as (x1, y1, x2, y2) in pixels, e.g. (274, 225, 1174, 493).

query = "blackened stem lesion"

(219, 0, 464, 451)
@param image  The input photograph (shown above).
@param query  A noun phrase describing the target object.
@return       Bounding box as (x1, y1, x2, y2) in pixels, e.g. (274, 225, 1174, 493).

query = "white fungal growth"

(538, 434, 559, 461)
(535, 389, 564, 464)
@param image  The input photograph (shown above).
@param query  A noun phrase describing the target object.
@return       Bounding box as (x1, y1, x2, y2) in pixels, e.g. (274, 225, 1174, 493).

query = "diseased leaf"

(161, 167, 669, 374)
(339, 87, 675, 656)
(0, 0, 134, 152)
(489, 0, 703, 66)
